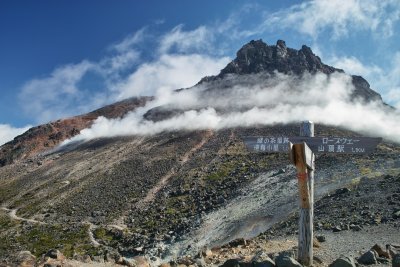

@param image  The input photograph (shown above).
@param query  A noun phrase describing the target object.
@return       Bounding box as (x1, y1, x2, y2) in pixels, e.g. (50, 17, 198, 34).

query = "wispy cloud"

(18, 61, 95, 123)
(263, 0, 400, 39)
(114, 54, 229, 99)
(18, 24, 229, 124)
(0, 124, 31, 146)
(158, 25, 213, 55)
(111, 27, 147, 53)
(327, 53, 400, 108)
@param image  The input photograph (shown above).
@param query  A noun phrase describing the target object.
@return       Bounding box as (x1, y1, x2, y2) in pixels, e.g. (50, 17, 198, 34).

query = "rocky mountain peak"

(199, 39, 382, 103)
(218, 39, 340, 76)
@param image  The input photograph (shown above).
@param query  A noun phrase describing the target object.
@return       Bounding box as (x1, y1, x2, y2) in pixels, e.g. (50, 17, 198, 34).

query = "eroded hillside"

(1, 124, 399, 262)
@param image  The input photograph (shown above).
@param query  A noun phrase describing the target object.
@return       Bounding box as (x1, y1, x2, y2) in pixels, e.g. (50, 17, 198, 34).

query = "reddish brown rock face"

(0, 96, 152, 166)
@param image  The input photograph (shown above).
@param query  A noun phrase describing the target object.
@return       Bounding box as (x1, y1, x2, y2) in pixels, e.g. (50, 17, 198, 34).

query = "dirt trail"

(136, 130, 214, 210)
(1, 207, 46, 225)
(111, 130, 214, 229)
(86, 222, 101, 247)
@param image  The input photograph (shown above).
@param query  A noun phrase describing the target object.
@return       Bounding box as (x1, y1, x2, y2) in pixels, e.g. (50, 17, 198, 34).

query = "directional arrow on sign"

(243, 136, 381, 154)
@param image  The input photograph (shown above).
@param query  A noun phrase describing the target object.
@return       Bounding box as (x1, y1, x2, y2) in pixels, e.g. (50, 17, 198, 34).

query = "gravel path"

(274, 224, 400, 266)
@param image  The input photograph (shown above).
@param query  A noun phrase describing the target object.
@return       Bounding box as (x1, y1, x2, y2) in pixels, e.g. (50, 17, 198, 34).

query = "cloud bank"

(63, 72, 400, 146)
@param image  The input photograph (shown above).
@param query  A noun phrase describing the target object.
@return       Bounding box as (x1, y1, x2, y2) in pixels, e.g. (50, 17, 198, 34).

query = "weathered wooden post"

(242, 122, 381, 266)
(298, 121, 314, 266)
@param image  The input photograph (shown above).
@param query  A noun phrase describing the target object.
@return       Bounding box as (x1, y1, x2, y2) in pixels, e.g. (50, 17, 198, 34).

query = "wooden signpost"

(243, 121, 381, 266)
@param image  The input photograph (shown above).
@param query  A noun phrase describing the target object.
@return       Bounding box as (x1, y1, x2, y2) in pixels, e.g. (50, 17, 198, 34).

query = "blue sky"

(0, 0, 399, 145)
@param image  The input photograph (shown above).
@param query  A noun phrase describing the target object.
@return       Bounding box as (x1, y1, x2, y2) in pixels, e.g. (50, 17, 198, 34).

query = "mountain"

(1, 40, 399, 266)
(0, 96, 152, 166)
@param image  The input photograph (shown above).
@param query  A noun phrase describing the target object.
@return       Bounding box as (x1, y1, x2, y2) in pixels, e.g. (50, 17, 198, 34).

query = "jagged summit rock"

(200, 39, 382, 103)
(220, 39, 339, 76)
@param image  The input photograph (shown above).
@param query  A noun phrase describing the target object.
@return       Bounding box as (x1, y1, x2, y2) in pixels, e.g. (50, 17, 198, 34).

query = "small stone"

(82, 254, 92, 263)
(201, 248, 213, 257)
(393, 254, 400, 267)
(329, 256, 356, 267)
(91, 255, 104, 263)
(316, 235, 326, 242)
(229, 238, 247, 247)
(371, 244, 390, 258)
(358, 250, 377, 265)
(195, 258, 207, 267)
(312, 239, 320, 249)
(313, 256, 323, 264)
(376, 257, 390, 264)
(332, 226, 342, 232)
(350, 224, 362, 231)
(393, 211, 400, 219)
(252, 251, 274, 263)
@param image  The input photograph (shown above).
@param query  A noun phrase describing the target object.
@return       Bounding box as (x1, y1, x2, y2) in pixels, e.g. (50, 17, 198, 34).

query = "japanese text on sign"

(252, 136, 290, 152)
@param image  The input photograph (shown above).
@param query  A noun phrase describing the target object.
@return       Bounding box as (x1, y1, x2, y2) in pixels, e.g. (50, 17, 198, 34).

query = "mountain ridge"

(199, 39, 382, 103)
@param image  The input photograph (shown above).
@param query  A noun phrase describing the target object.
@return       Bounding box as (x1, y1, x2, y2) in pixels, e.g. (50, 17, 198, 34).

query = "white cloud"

(0, 124, 31, 146)
(111, 28, 147, 53)
(327, 53, 400, 107)
(18, 61, 96, 123)
(263, 0, 400, 39)
(328, 56, 382, 77)
(114, 54, 229, 99)
(158, 25, 213, 55)
(18, 24, 230, 124)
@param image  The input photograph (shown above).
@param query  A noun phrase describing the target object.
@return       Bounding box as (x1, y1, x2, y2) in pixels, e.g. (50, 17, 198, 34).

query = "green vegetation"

(0, 219, 99, 259)
(15, 224, 98, 258)
(93, 227, 114, 242)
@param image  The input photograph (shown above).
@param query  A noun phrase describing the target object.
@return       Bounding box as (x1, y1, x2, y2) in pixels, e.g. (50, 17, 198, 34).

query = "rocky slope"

(0, 40, 399, 266)
(0, 96, 152, 166)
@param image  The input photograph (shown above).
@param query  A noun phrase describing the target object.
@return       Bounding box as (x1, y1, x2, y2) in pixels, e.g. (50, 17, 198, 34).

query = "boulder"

(45, 249, 65, 261)
(328, 256, 356, 267)
(275, 253, 302, 267)
(253, 258, 276, 267)
(221, 259, 241, 267)
(16, 251, 36, 267)
(358, 250, 377, 265)
(195, 258, 207, 267)
(252, 251, 275, 263)
(132, 256, 151, 267)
